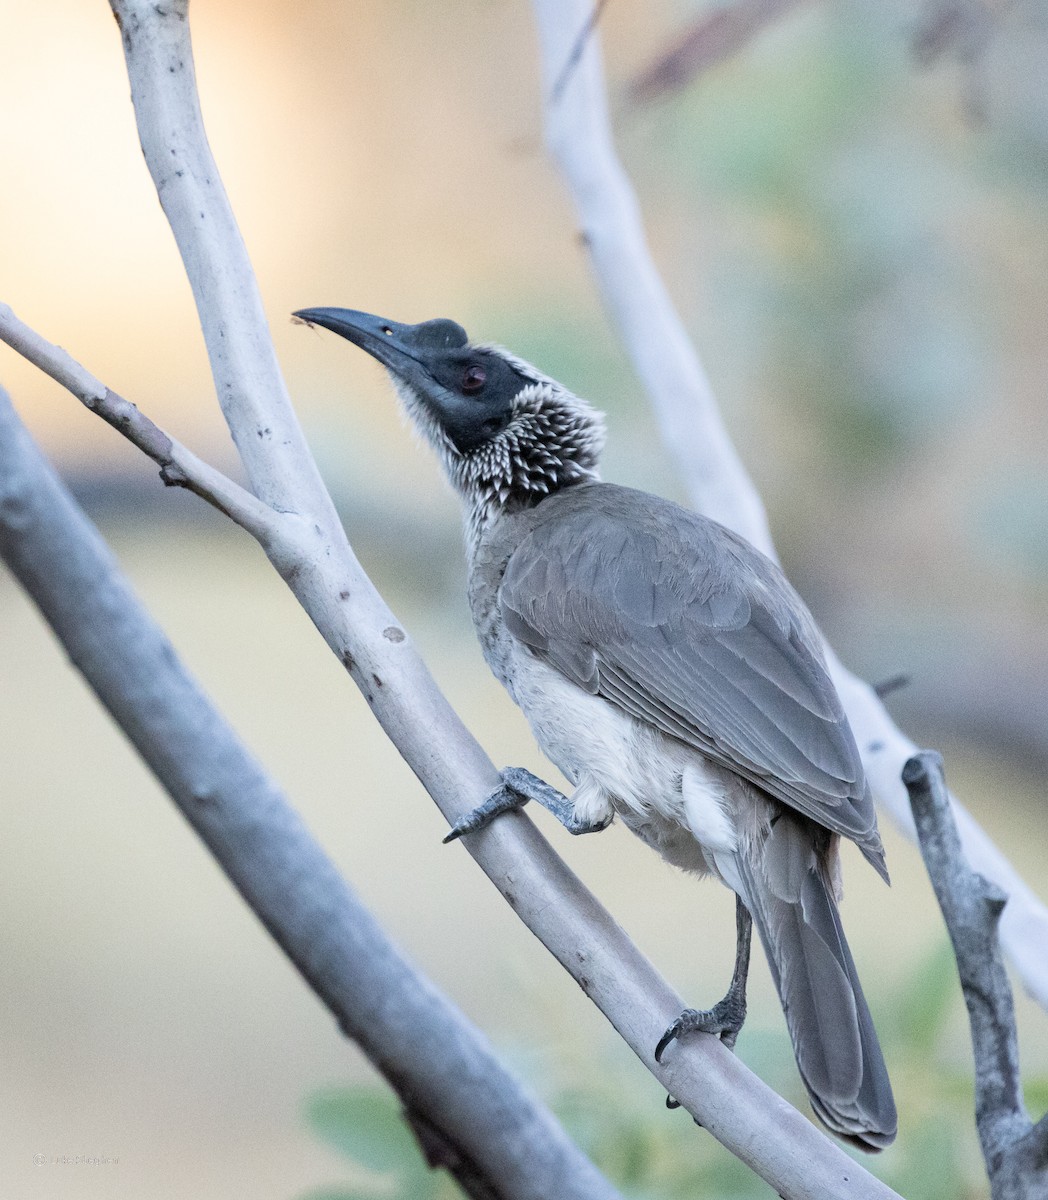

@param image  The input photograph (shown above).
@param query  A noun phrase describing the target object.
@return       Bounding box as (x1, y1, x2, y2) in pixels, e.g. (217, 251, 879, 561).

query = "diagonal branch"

(109, 0, 333, 521)
(529, 0, 1048, 1012)
(903, 752, 1048, 1200)
(0, 382, 620, 1200)
(0, 303, 277, 539)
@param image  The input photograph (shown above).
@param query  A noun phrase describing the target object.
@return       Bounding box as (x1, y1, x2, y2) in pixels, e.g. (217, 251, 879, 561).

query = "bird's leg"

(655, 894, 753, 1061)
(443, 766, 612, 843)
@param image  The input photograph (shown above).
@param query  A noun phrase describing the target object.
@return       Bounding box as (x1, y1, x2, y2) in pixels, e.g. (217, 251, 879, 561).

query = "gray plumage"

(495, 485, 886, 874)
(295, 305, 898, 1151)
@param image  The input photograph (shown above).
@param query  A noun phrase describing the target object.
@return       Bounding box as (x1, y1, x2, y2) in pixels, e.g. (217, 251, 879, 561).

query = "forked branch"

(0, 304, 276, 539)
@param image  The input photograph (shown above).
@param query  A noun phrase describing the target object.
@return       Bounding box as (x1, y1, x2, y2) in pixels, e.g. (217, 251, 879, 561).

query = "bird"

(294, 305, 898, 1151)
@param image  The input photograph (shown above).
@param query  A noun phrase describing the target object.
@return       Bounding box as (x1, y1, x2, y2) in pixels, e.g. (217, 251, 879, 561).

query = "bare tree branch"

(551, 0, 611, 105)
(539, 12, 777, 558)
(0, 1, 905, 1193)
(629, 0, 814, 104)
(530, 0, 1048, 1012)
(108, 0, 331, 519)
(0, 383, 621, 1200)
(903, 752, 1048, 1200)
(0, 303, 276, 538)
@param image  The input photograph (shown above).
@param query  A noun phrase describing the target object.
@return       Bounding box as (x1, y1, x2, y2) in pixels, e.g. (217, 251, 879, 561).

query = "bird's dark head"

(294, 306, 604, 512)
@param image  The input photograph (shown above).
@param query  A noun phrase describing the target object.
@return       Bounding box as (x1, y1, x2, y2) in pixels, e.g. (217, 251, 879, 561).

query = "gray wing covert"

(498, 486, 883, 864)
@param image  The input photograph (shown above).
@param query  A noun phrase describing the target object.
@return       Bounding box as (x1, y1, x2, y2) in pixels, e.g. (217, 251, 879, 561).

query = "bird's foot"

(442, 778, 525, 843)
(656, 894, 753, 1061)
(501, 767, 613, 835)
(443, 766, 610, 843)
(655, 990, 748, 1062)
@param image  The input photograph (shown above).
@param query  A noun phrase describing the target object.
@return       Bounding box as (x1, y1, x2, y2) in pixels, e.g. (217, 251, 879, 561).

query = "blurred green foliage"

(300, 1088, 454, 1200)
(300, 939, 1047, 1199)
(645, 2, 993, 481)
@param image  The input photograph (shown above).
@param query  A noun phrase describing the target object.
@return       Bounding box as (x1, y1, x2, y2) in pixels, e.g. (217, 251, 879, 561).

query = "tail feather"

(732, 818, 897, 1151)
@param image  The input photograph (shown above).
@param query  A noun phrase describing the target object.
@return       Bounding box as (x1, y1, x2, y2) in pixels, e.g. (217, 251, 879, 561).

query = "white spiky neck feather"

(389, 343, 606, 538)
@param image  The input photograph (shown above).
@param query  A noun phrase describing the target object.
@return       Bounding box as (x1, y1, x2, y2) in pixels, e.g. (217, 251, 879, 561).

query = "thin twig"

(629, 0, 813, 104)
(551, 0, 611, 106)
(910, 0, 995, 123)
(0, 303, 278, 541)
(873, 673, 911, 699)
(912, 0, 994, 67)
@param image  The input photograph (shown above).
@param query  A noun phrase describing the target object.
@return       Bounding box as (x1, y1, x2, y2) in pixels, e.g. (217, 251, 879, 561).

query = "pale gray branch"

(0, 303, 276, 540)
(903, 752, 1048, 1200)
(530, 0, 1048, 1012)
(533, 5, 776, 558)
(109, 0, 333, 520)
(0, 383, 619, 1200)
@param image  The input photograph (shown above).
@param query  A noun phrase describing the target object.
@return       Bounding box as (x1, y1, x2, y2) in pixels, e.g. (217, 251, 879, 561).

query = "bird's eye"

(462, 365, 487, 395)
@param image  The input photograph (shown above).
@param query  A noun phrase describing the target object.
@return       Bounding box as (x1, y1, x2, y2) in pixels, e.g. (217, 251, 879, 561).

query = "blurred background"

(1, 0, 1047, 1196)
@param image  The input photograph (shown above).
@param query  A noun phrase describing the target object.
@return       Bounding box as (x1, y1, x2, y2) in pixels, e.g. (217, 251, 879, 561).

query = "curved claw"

(442, 779, 528, 845)
(656, 997, 746, 1062)
(655, 1017, 687, 1064)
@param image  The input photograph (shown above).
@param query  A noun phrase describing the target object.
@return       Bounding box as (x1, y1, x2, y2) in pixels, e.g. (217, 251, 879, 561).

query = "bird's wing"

(498, 485, 882, 860)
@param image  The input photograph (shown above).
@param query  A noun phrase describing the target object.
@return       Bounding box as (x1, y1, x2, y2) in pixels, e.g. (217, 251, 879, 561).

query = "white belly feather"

(504, 647, 756, 881)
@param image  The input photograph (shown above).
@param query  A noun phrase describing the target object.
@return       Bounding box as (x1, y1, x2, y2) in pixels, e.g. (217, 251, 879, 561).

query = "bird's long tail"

(730, 817, 897, 1151)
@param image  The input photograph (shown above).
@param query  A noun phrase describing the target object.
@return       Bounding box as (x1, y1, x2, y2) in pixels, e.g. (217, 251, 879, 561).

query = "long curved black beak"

(294, 307, 424, 374)
(293, 306, 469, 382)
